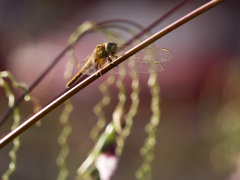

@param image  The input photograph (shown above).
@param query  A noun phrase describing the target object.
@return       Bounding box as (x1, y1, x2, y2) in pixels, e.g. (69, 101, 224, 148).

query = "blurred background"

(0, 0, 240, 179)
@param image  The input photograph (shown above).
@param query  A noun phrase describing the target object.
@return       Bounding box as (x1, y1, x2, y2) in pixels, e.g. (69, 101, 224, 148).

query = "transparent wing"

(77, 55, 89, 69)
(78, 48, 98, 75)
(109, 46, 173, 74)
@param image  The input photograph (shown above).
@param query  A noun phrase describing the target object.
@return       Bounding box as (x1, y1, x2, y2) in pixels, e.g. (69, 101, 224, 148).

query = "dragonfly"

(67, 41, 173, 87)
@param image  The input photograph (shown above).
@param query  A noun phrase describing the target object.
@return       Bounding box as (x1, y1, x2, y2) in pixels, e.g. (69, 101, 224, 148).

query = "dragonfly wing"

(78, 55, 90, 68)
(145, 47, 173, 62)
(78, 48, 98, 75)
(117, 46, 173, 63)
(111, 46, 171, 74)
(77, 56, 95, 75)
(83, 65, 97, 75)
(110, 58, 164, 74)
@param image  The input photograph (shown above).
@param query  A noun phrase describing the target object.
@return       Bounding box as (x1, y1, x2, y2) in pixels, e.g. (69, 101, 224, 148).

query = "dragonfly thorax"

(105, 42, 118, 55)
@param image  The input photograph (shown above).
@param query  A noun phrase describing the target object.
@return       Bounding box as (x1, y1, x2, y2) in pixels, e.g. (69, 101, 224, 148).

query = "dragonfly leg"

(99, 70, 104, 81)
(107, 56, 113, 63)
(97, 58, 105, 81)
(108, 55, 118, 67)
(111, 54, 118, 59)
(109, 54, 118, 63)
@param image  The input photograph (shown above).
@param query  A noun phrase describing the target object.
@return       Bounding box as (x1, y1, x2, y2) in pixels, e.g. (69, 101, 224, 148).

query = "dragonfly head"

(105, 42, 118, 55)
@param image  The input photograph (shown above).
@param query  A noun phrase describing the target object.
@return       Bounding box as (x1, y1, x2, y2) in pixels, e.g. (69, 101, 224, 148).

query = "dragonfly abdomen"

(67, 71, 83, 87)
(67, 57, 95, 87)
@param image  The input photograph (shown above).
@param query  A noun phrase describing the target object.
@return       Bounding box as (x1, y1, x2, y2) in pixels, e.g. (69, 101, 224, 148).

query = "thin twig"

(0, 0, 225, 149)
(123, 0, 191, 47)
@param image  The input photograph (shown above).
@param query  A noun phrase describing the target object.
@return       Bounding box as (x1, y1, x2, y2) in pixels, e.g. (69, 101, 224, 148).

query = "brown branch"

(0, 0, 225, 149)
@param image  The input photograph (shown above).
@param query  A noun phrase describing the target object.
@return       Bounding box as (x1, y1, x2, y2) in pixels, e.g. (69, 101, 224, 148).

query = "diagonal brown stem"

(0, 0, 225, 149)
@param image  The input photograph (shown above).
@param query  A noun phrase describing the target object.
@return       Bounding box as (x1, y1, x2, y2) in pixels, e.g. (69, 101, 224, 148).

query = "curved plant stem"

(0, 46, 73, 127)
(0, 0, 225, 149)
(0, 0, 189, 127)
(0, 71, 32, 180)
(56, 101, 73, 180)
(135, 72, 160, 180)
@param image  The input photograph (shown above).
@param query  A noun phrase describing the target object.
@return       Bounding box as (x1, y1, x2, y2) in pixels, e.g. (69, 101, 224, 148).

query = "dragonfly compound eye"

(106, 42, 118, 54)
